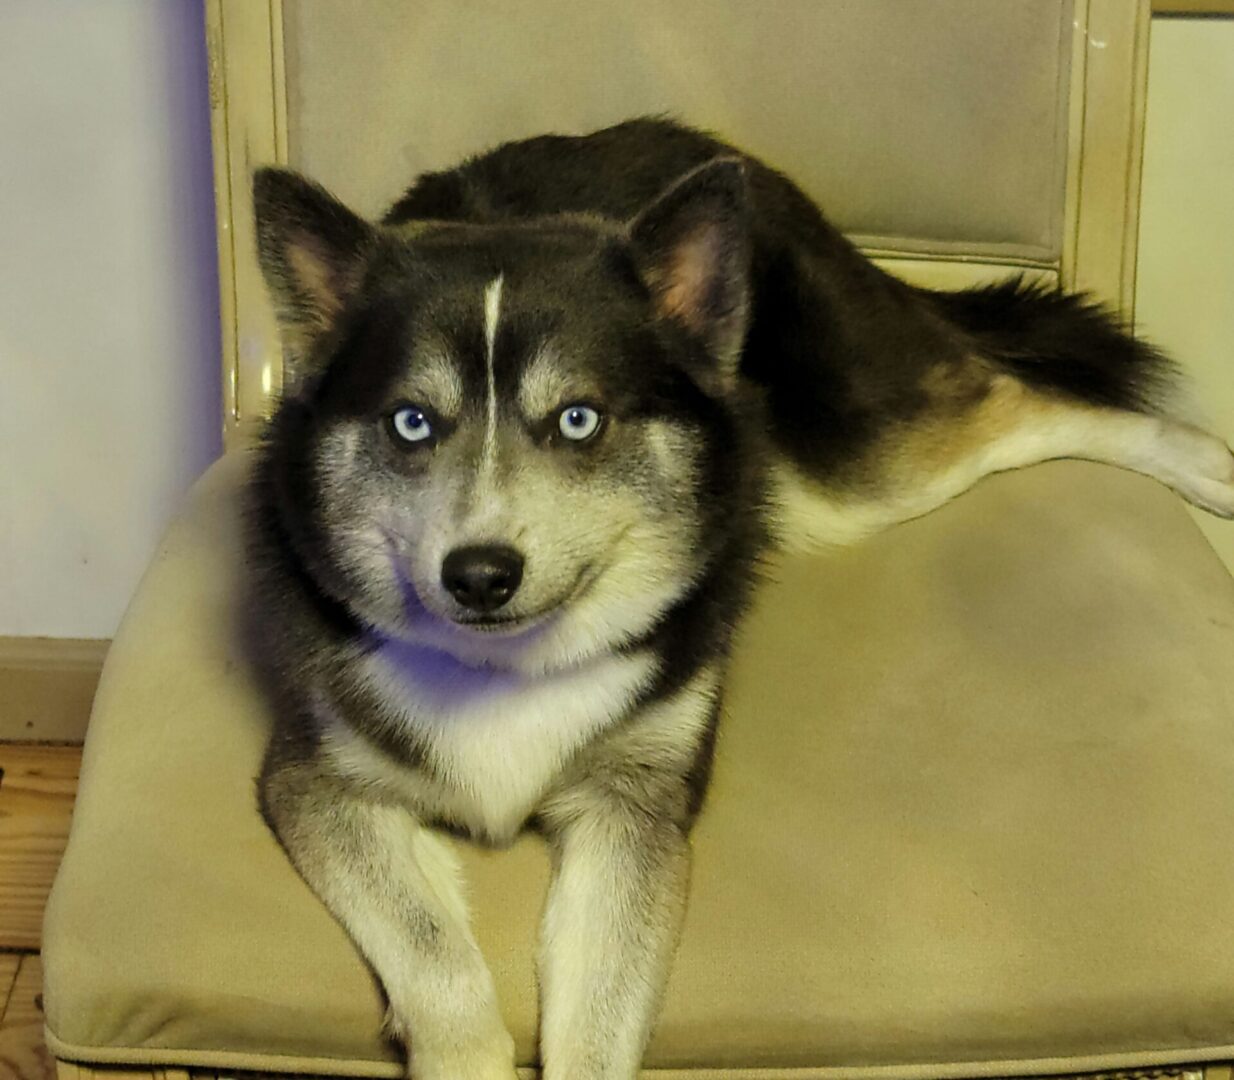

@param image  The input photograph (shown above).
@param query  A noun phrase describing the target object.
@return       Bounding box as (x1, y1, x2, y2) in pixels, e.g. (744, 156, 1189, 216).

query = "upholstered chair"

(45, 4, 1234, 1078)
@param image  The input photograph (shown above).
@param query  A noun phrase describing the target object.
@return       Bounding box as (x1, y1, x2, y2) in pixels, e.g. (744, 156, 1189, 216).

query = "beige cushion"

(43, 451, 1234, 1077)
(284, 0, 1074, 263)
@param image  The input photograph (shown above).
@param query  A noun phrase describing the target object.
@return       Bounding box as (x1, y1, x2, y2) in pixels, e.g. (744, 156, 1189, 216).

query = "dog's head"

(253, 159, 756, 673)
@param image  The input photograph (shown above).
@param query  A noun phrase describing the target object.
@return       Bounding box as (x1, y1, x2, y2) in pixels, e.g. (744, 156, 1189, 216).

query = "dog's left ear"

(628, 157, 751, 391)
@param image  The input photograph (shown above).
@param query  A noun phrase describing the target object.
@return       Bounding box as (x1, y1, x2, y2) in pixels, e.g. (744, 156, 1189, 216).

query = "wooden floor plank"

(0, 745, 81, 949)
(0, 955, 53, 1079)
(0, 953, 21, 1023)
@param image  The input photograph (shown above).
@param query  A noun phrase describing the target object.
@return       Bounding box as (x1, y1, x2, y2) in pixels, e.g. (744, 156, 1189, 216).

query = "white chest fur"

(326, 639, 657, 842)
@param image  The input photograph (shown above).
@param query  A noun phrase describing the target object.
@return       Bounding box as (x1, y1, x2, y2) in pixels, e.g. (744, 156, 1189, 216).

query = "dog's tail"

(922, 276, 1178, 414)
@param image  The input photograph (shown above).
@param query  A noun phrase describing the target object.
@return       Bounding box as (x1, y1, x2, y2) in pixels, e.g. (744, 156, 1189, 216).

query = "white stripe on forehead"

(481, 274, 504, 478)
(484, 274, 503, 361)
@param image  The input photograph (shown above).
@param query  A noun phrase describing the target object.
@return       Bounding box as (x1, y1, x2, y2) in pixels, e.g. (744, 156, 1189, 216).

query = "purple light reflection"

(371, 633, 525, 715)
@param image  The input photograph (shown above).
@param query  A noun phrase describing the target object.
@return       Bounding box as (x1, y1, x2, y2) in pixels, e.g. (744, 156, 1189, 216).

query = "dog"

(248, 117, 1234, 1080)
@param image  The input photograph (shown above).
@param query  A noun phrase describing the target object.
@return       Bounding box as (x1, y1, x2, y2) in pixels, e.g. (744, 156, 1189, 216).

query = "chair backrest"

(207, 0, 1150, 447)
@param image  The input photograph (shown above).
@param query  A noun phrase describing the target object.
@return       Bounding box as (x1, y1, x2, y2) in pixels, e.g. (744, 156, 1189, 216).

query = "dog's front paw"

(409, 1049, 519, 1080)
(383, 969, 518, 1080)
(406, 1026, 518, 1080)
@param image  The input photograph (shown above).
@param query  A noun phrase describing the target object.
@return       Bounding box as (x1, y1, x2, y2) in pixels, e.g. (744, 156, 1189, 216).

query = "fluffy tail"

(924, 277, 1178, 413)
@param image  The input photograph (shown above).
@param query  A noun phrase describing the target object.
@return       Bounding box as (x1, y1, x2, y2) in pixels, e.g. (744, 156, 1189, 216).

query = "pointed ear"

(253, 168, 375, 366)
(628, 157, 751, 389)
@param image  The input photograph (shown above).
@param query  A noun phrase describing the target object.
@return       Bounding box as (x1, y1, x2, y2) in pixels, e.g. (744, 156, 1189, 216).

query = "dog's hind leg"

(773, 276, 1233, 549)
(1027, 403, 1234, 518)
(774, 370, 1234, 551)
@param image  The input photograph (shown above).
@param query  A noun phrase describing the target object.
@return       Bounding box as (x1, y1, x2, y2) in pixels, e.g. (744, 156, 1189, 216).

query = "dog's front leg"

(537, 797, 691, 1080)
(261, 760, 517, 1080)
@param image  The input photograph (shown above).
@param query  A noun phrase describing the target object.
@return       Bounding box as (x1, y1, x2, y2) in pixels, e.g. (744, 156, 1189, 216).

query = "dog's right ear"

(627, 157, 750, 396)
(253, 168, 375, 367)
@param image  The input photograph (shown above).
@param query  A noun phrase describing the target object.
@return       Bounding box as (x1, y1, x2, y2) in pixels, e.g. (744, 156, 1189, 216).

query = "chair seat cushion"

(43, 450, 1234, 1078)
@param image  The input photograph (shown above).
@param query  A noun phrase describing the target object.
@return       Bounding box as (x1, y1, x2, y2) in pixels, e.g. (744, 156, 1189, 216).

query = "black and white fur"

(249, 118, 1233, 1080)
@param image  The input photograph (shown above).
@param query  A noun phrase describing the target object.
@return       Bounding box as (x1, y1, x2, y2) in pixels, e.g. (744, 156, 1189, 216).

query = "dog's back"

(386, 117, 1232, 540)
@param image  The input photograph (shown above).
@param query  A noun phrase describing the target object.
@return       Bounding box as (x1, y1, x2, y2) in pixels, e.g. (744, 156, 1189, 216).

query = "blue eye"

(390, 405, 433, 444)
(558, 404, 602, 442)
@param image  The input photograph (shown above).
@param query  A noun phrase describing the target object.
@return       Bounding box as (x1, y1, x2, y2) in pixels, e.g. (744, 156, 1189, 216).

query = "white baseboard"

(0, 637, 108, 742)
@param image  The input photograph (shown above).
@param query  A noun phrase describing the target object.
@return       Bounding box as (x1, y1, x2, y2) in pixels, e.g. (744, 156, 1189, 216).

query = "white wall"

(1137, 17, 1234, 575)
(0, 1, 222, 638)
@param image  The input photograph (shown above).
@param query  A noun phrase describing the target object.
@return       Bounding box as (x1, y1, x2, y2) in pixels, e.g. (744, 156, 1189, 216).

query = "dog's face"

(254, 161, 752, 673)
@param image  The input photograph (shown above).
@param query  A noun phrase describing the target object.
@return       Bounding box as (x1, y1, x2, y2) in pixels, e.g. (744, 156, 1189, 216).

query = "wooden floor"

(0, 745, 208, 1080)
(0, 743, 80, 1080)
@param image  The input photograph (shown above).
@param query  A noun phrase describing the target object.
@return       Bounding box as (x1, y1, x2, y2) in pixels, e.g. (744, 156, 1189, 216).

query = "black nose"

(441, 545, 525, 612)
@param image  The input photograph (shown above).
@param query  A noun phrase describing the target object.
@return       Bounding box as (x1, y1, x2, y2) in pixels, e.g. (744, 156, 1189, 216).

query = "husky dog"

(249, 118, 1233, 1080)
